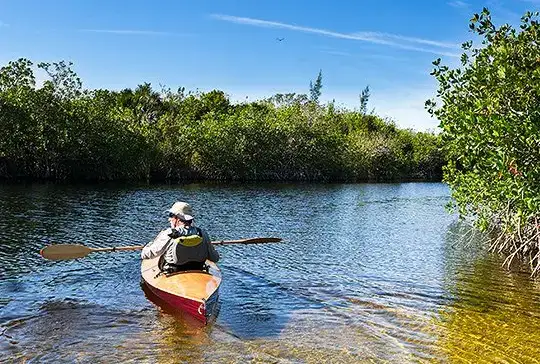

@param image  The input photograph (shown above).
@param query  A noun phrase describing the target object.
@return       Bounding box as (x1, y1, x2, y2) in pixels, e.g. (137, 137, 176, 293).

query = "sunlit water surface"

(1, 182, 539, 363)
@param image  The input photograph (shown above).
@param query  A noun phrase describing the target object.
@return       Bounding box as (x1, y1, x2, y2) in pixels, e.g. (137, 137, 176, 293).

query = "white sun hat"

(167, 201, 194, 221)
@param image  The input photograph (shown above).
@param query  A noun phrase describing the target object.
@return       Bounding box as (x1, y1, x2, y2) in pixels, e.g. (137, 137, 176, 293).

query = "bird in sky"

(276, 37, 285, 41)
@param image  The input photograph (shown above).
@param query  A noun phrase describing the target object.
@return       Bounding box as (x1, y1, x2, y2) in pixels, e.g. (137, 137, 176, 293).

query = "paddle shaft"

(40, 237, 282, 260)
(211, 237, 282, 245)
(91, 238, 281, 252)
(92, 245, 144, 252)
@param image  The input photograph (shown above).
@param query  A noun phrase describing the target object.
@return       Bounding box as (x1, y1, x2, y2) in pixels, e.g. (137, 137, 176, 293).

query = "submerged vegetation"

(0, 58, 443, 183)
(427, 8, 540, 276)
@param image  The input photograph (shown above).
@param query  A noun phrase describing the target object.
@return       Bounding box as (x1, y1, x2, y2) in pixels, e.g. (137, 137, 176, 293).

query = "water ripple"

(1, 182, 540, 362)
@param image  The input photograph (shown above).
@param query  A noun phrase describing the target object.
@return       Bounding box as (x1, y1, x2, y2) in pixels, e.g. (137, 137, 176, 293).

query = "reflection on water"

(1, 182, 539, 363)
(431, 223, 540, 362)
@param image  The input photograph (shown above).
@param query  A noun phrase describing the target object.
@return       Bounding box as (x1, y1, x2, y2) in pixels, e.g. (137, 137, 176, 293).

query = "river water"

(0, 182, 539, 363)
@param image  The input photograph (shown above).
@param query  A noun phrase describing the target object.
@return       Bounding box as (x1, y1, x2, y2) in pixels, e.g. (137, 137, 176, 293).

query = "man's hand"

(168, 229, 181, 239)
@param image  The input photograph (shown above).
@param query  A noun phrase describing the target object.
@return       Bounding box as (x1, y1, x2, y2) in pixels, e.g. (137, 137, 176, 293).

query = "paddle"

(40, 237, 283, 261)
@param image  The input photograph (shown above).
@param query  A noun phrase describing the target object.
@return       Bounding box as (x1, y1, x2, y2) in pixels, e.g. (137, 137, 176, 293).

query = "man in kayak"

(141, 201, 220, 272)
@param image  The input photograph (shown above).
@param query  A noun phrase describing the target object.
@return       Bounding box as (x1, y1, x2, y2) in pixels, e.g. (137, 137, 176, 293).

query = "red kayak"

(141, 256, 222, 324)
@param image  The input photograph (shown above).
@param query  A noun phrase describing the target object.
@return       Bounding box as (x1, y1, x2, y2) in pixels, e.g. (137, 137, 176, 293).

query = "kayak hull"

(144, 282, 219, 321)
(141, 256, 222, 324)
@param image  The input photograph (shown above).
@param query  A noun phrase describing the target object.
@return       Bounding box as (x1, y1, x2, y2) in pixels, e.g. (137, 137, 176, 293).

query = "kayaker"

(141, 201, 220, 272)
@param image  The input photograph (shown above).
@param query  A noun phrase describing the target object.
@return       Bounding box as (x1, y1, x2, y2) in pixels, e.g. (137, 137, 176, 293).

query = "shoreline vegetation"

(0, 60, 444, 183)
(428, 8, 540, 277)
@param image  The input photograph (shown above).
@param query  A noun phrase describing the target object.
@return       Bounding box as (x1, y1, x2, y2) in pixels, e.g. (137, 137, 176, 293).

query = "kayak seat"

(158, 255, 209, 274)
(164, 265, 211, 277)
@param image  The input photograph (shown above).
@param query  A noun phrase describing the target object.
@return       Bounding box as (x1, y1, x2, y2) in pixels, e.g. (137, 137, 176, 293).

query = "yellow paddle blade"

(40, 244, 93, 260)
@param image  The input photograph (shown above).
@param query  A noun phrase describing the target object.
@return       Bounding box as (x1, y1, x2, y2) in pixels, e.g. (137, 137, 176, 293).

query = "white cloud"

(315, 46, 410, 60)
(79, 29, 186, 36)
(211, 14, 461, 58)
(320, 50, 351, 57)
(350, 31, 460, 49)
(448, 1, 470, 8)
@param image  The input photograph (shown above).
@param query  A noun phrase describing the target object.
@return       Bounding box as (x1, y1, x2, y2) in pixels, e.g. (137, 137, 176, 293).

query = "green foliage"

(426, 8, 540, 275)
(359, 85, 370, 115)
(0, 57, 444, 183)
(38, 61, 82, 100)
(0, 58, 35, 91)
(309, 69, 323, 104)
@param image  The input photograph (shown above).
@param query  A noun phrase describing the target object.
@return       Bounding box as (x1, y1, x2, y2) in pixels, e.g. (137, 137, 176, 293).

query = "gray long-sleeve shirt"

(141, 225, 220, 265)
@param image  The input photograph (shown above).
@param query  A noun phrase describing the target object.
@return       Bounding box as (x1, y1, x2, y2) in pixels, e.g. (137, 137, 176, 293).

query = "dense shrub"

(0, 58, 444, 183)
(427, 8, 540, 275)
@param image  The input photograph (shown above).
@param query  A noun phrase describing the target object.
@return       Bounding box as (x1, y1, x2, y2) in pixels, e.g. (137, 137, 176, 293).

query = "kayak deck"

(141, 256, 222, 323)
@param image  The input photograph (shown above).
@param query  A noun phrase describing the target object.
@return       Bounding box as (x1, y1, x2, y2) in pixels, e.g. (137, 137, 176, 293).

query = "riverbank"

(0, 58, 444, 184)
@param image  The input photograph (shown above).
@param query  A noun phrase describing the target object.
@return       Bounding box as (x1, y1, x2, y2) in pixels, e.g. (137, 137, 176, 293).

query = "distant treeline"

(0, 59, 444, 182)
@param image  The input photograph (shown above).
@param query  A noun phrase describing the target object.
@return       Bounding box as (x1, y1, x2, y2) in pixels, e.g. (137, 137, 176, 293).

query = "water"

(1, 182, 539, 363)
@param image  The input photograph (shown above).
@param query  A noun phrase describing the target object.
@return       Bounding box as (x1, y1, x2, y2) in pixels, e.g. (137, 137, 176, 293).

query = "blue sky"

(0, 0, 538, 131)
